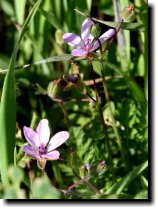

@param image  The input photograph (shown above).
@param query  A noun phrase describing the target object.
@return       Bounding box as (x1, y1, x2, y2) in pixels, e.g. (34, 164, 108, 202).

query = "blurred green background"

(0, 0, 148, 199)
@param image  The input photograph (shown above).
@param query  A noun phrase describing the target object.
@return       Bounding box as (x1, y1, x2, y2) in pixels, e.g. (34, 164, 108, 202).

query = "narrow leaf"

(106, 160, 148, 195)
(91, 19, 145, 32)
(0, 54, 72, 74)
(0, 0, 42, 184)
(0, 50, 17, 184)
(74, 9, 145, 32)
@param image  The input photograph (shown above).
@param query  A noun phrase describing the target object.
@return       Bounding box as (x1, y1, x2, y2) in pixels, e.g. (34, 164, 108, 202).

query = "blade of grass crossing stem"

(106, 160, 148, 195)
(0, 0, 42, 184)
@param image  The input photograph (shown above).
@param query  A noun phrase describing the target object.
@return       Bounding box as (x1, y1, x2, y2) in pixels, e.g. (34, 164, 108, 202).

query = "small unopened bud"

(91, 24, 101, 37)
(55, 29, 64, 45)
(47, 80, 59, 99)
(70, 63, 80, 74)
(121, 4, 135, 22)
(85, 164, 92, 176)
(37, 158, 47, 170)
(79, 165, 86, 179)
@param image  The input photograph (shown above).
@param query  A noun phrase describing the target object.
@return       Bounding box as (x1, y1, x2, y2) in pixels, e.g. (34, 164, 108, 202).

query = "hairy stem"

(86, 62, 115, 180)
(84, 180, 102, 195)
(100, 60, 126, 166)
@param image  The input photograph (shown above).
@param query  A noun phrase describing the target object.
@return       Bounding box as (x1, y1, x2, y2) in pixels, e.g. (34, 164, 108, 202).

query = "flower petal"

(47, 131, 69, 152)
(71, 48, 88, 57)
(36, 119, 50, 146)
(23, 145, 40, 159)
(63, 33, 83, 47)
(23, 126, 40, 149)
(91, 29, 115, 51)
(81, 18, 94, 42)
(42, 150, 60, 160)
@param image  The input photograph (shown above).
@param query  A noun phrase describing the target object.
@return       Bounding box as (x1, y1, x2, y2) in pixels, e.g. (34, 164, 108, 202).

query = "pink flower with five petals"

(63, 18, 115, 57)
(23, 119, 69, 160)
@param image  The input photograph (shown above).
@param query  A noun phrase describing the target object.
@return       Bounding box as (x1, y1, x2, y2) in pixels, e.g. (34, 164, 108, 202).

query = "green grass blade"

(0, 50, 17, 184)
(105, 62, 145, 102)
(0, 0, 42, 184)
(18, 0, 42, 44)
(14, 0, 27, 24)
(29, 0, 63, 30)
(0, 54, 72, 74)
(106, 160, 148, 195)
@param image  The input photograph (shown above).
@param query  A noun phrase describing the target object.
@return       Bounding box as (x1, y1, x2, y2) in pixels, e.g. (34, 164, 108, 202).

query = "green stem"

(100, 60, 126, 166)
(67, 176, 101, 195)
(97, 102, 115, 180)
(85, 68, 115, 180)
(84, 180, 102, 195)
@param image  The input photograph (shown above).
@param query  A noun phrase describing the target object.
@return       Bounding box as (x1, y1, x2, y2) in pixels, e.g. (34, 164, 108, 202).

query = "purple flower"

(23, 119, 69, 160)
(63, 18, 115, 57)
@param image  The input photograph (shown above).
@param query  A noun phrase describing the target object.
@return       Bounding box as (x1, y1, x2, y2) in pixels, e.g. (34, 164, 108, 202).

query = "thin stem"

(101, 61, 121, 145)
(84, 180, 102, 195)
(60, 102, 69, 122)
(89, 61, 99, 102)
(97, 102, 115, 180)
(26, 161, 33, 188)
(41, 169, 45, 177)
(84, 75, 122, 86)
(103, 20, 124, 54)
(52, 98, 94, 102)
(26, 161, 33, 199)
(86, 92, 96, 103)
(86, 63, 115, 180)
(100, 60, 126, 166)
(67, 177, 101, 195)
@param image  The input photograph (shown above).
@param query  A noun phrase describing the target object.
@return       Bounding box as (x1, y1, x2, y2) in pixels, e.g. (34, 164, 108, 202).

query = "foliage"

(0, 0, 148, 199)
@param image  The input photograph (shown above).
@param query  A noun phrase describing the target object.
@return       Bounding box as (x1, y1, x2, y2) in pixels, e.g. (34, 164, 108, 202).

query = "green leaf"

(104, 61, 145, 102)
(106, 160, 148, 195)
(74, 9, 145, 32)
(14, 0, 27, 24)
(0, 50, 17, 184)
(32, 176, 61, 199)
(127, 78, 145, 102)
(29, 0, 63, 30)
(3, 187, 26, 199)
(0, 54, 72, 74)
(91, 19, 146, 32)
(0, 0, 42, 184)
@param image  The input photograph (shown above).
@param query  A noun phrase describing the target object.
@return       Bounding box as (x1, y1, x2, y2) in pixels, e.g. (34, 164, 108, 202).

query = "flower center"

(38, 143, 47, 155)
(83, 38, 92, 52)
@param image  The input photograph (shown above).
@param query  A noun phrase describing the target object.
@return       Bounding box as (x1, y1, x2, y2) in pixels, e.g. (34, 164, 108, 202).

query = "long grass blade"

(0, 0, 42, 184)
(106, 160, 148, 195)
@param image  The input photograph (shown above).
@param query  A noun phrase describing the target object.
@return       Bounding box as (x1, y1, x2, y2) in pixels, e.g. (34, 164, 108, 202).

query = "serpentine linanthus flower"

(63, 18, 115, 57)
(23, 119, 69, 161)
